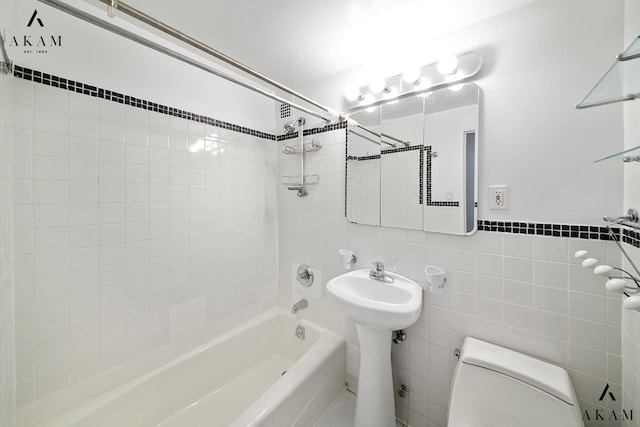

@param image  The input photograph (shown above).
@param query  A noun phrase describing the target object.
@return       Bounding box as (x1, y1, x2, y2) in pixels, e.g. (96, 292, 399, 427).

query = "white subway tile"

(534, 236, 569, 263)
(34, 155, 67, 180)
(534, 310, 568, 341)
(68, 136, 98, 161)
(570, 318, 607, 351)
(569, 291, 607, 323)
(534, 260, 568, 288)
(34, 181, 67, 204)
(34, 131, 67, 158)
(69, 115, 98, 139)
(534, 285, 568, 314)
(34, 108, 67, 134)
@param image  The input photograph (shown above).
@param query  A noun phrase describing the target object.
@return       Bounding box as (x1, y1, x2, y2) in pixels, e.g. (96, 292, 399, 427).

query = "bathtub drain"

(281, 370, 287, 376)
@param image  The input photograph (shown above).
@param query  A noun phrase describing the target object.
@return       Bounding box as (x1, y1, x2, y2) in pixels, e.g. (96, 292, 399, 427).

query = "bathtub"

(44, 308, 345, 427)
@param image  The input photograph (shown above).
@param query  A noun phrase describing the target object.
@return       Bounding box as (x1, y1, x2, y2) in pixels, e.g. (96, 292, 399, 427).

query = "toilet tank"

(447, 338, 584, 427)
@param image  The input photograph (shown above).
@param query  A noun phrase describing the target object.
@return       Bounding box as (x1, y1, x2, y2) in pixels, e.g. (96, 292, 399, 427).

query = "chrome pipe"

(617, 51, 640, 62)
(91, 0, 331, 114)
(0, 33, 12, 68)
(37, 0, 336, 122)
(381, 132, 410, 147)
(354, 124, 397, 148)
(348, 129, 383, 147)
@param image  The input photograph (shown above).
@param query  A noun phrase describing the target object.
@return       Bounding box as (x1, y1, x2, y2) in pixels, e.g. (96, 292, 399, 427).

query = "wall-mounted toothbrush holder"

(425, 266, 446, 294)
(339, 249, 357, 270)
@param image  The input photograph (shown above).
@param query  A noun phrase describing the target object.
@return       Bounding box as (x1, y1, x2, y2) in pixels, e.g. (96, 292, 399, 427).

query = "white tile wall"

(11, 78, 279, 425)
(620, 243, 640, 427)
(622, 2, 640, 425)
(0, 70, 16, 427)
(279, 128, 625, 427)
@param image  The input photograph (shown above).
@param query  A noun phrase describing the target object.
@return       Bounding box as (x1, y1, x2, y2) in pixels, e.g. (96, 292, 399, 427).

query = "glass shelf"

(576, 35, 640, 109)
(593, 144, 640, 163)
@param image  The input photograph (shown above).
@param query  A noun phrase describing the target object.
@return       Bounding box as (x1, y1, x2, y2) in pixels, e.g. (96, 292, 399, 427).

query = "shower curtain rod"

(37, 0, 341, 123)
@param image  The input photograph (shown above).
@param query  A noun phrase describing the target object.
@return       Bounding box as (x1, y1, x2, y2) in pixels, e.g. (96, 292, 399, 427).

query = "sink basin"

(326, 268, 424, 427)
(326, 269, 423, 330)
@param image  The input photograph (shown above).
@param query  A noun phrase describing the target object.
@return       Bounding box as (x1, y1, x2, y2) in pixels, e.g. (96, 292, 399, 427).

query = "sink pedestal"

(355, 324, 395, 427)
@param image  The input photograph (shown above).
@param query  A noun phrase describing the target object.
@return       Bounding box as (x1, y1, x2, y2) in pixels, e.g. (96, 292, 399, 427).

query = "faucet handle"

(372, 261, 384, 271)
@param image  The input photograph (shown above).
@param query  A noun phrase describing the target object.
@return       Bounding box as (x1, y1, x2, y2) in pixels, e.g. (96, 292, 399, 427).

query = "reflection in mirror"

(345, 83, 480, 235)
(346, 108, 381, 225)
(423, 84, 479, 234)
(380, 97, 424, 230)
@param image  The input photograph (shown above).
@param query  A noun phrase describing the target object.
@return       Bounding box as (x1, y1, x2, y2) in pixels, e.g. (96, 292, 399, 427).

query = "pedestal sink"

(326, 267, 423, 427)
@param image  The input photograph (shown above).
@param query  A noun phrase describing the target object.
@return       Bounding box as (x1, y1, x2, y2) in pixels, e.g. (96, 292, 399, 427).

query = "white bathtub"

(44, 308, 345, 427)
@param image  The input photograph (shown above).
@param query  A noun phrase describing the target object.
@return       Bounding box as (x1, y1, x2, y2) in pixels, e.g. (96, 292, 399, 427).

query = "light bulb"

(345, 86, 363, 102)
(593, 265, 613, 276)
(606, 278, 626, 292)
(370, 79, 388, 94)
(437, 55, 458, 75)
(402, 68, 421, 85)
(582, 258, 598, 268)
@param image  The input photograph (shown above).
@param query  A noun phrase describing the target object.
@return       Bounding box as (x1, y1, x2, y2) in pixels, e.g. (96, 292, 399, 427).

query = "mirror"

(346, 108, 381, 226)
(346, 83, 480, 235)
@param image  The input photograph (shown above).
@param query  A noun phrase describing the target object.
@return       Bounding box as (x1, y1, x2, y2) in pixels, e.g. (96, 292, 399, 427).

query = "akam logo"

(582, 383, 633, 422)
(8, 9, 63, 54)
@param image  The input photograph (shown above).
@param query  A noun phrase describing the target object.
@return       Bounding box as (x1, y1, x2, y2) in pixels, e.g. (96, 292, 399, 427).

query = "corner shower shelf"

(282, 139, 321, 154)
(576, 35, 640, 110)
(281, 174, 320, 190)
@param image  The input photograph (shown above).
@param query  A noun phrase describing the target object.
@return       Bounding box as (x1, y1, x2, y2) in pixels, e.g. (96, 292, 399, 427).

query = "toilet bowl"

(448, 337, 584, 427)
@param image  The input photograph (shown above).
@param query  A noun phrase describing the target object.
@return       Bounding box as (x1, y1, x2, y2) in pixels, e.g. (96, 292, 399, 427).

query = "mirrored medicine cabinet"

(346, 83, 479, 235)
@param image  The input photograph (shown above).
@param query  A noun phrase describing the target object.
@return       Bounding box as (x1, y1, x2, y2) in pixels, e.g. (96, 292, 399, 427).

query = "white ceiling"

(119, 0, 535, 89)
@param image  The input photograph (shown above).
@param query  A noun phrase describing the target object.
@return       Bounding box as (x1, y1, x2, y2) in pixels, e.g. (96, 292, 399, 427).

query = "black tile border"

(347, 155, 381, 161)
(476, 220, 621, 241)
(622, 227, 640, 249)
(9, 64, 351, 144)
(11, 64, 282, 140)
(276, 121, 348, 142)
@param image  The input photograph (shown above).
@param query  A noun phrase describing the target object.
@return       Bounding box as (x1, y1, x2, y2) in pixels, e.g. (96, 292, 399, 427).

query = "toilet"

(448, 337, 584, 426)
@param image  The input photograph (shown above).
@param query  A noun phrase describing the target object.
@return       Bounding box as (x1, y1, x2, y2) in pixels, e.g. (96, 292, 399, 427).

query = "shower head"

(283, 117, 305, 134)
(283, 121, 297, 134)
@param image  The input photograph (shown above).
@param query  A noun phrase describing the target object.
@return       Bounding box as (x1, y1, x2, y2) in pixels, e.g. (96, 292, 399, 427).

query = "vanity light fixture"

(343, 50, 482, 112)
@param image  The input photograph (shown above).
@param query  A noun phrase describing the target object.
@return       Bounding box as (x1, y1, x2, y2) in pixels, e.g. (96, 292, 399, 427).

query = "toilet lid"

(459, 338, 576, 405)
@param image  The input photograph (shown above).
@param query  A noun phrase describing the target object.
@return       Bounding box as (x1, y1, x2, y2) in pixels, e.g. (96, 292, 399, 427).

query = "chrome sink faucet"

(370, 262, 394, 283)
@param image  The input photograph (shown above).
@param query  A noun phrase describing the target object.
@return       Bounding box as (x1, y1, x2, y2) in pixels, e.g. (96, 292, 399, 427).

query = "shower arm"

(37, 0, 342, 123)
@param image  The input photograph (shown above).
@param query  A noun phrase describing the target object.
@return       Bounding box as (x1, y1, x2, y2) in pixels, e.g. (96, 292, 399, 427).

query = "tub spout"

(292, 298, 308, 314)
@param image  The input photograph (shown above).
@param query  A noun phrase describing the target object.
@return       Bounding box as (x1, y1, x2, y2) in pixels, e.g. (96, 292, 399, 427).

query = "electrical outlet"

(489, 185, 508, 210)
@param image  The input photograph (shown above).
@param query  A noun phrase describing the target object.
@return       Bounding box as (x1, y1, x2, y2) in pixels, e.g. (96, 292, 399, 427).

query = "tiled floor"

(315, 390, 405, 427)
